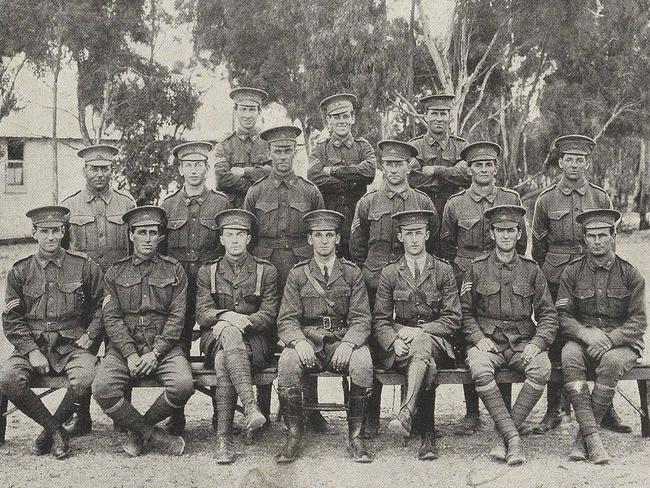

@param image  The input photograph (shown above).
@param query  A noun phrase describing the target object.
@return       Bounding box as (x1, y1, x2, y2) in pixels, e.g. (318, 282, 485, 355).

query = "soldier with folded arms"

(195, 209, 279, 464)
(0, 206, 103, 459)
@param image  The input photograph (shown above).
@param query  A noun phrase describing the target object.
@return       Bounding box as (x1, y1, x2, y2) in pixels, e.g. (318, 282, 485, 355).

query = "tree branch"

(415, 0, 453, 91)
(593, 100, 642, 142)
(459, 59, 500, 134)
(385, 92, 427, 126)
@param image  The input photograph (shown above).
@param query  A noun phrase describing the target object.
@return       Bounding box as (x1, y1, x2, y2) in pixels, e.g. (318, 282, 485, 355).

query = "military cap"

(260, 125, 302, 147)
(320, 93, 358, 115)
(77, 144, 119, 166)
(484, 205, 526, 229)
(378, 139, 418, 161)
(392, 210, 437, 231)
(460, 141, 501, 163)
(303, 210, 345, 232)
(419, 93, 455, 111)
(216, 209, 257, 231)
(576, 208, 621, 230)
(122, 206, 167, 228)
(26, 205, 70, 228)
(172, 141, 213, 162)
(229, 87, 268, 108)
(554, 134, 596, 156)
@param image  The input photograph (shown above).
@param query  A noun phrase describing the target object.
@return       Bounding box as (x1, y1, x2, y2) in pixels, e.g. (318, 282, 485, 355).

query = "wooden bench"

(2, 362, 650, 443)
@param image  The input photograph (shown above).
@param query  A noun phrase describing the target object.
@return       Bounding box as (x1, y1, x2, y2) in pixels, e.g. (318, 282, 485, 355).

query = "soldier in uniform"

(440, 141, 526, 435)
(61, 144, 136, 434)
(557, 209, 646, 464)
(0, 206, 103, 459)
(92, 206, 194, 457)
(160, 141, 230, 433)
(373, 210, 461, 460)
(461, 205, 558, 465)
(531, 135, 626, 434)
(350, 139, 437, 437)
(195, 209, 279, 464)
(214, 87, 270, 208)
(307, 93, 376, 258)
(243, 124, 326, 430)
(275, 210, 374, 464)
(408, 93, 470, 219)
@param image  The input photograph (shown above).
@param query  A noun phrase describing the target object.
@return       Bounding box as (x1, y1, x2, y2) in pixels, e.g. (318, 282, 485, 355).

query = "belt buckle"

(417, 319, 425, 326)
(322, 316, 332, 330)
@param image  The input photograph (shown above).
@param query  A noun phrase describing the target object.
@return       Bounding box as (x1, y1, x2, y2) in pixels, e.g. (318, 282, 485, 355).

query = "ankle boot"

(144, 392, 176, 427)
(531, 382, 563, 434)
(348, 384, 373, 463)
(454, 383, 481, 435)
(215, 382, 237, 464)
(64, 390, 92, 437)
(565, 381, 608, 463)
(417, 387, 438, 461)
(568, 432, 587, 461)
(32, 388, 78, 455)
(477, 382, 522, 464)
(304, 376, 329, 433)
(50, 427, 71, 460)
(165, 407, 186, 436)
(601, 404, 631, 433)
(276, 386, 304, 464)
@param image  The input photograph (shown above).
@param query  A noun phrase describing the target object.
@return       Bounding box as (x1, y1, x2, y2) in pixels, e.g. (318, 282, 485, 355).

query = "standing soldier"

(214, 87, 270, 208)
(275, 210, 374, 464)
(307, 93, 376, 258)
(0, 206, 103, 459)
(557, 209, 646, 464)
(440, 141, 526, 435)
(373, 210, 461, 460)
(195, 209, 279, 464)
(61, 144, 136, 436)
(408, 94, 470, 219)
(350, 139, 437, 437)
(461, 205, 558, 465)
(160, 141, 230, 433)
(530, 135, 626, 434)
(92, 206, 195, 457)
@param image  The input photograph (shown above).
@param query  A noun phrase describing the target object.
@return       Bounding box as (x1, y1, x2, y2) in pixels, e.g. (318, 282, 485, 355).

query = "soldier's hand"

(221, 311, 251, 330)
(521, 344, 542, 364)
(74, 332, 93, 350)
(139, 352, 158, 376)
(587, 338, 612, 361)
(394, 338, 410, 357)
(127, 354, 143, 376)
(581, 327, 610, 349)
(293, 340, 317, 368)
(476, 338, 498, 353)
(331, 342, 354, 371)
(397, 327, 418, 343)
(28, 350, 50, 375)
(231, 167, 246, 177)
(323, 166, 332, 176)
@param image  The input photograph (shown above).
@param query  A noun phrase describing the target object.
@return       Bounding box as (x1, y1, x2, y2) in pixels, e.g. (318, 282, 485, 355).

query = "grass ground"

(0, 232, 649, 487)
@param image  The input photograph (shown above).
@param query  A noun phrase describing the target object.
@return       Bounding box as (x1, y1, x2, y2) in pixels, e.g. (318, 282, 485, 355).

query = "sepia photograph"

(1, 0, 649, 486)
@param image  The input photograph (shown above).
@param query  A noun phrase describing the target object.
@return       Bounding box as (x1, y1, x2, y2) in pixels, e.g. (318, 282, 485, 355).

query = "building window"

(7, 139, 24, 186)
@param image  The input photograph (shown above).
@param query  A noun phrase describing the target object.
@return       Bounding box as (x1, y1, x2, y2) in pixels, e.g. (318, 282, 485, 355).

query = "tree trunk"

(639, 137, 650, 230)
(51, 42, 63, 204)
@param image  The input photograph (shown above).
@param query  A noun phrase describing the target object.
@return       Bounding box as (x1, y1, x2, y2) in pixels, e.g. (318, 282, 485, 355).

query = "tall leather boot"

(361, 378, 382, 439)
(224, 347, 266, 431)
(304, 376, 329, 433)
(276, 386, 304, 464)
(33, 387, 79, 455)
(348, 384, 373, 463)
(64, 390, 92, 437)
(12, 389, 70, 459)
(114, 386, 133, 433)
(214, 382, 237, 464)
(417, 386, 437, 461)
(490, 379, 545, 461)
(531, 381, 563, 434)
(477, 382, 525, 466)
(601, 403, 631, 433)
(454, 383, 481, 435)
(565, 382, 609, 464)
(388, 358, 428, 437)
(166, 407, 186, 435)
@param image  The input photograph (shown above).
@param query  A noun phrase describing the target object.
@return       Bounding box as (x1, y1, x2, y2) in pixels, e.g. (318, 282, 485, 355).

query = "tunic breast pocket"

(106, 214, 128, 249)
(423, 287, 443, 316)
(288, 199, 311, 223)
(367, 209, 391, 242)
(149, 277, 177, 310)
(241, 283, 262, 310)
(475, 281, 500, 316)
(166, 219, 188, 249)
(574, 288, 596, 316)
(300, 286, 324, 317)
(606, 288, 630, 316)
(330, 285, 352, 316)
(23, 284, 46, 319)
(68, 215, 95, 250)
(457, 217, 481, 247)
(113, 276, 143, 312)
(256, 200, 279, 227)
(199, 218, 219, 245)
(392, 289, 412, 318)
(58, 282, 84, 317)
(511, 283, 534, 319)
(548, 208, 571, 237)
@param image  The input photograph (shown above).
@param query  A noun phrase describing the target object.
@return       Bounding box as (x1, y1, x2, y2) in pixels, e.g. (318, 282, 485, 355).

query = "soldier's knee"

(526, 353, 551, 384)
(220, 325, 244, 348)
(409, 331, 433, 358)
(595, 352, 628, 384)
(465, 348, 495, 383)
(170, 375, 195, 404)
(278, 348, 303, 386)
(348, 346, 373, 388)
(0, 367, 28, 397)
(91, 377, 116, 404)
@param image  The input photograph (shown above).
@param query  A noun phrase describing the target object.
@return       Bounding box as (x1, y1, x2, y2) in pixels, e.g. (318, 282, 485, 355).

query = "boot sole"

(51, 447, 72, 460)
(568, 453, 587, 462)
(246, 415, 267, 432)
(506, 457, 526, 466)
(418, 451, 438, 461)
(388, 419, 410, 438)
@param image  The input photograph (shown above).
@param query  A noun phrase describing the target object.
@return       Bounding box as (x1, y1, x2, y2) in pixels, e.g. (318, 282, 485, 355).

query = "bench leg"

(256, 384, 272, 422)
(638, 380, 650, 437)
(499, 383, 512, 412)
(0, 393, 7, 444)
(342, 377, 350, 408)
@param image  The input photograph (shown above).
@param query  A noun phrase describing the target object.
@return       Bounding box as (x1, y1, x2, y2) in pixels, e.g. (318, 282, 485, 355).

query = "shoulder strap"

(303, 266, 335, 309)
(255, 263, 264, 297)
(210, 262, 218, 294)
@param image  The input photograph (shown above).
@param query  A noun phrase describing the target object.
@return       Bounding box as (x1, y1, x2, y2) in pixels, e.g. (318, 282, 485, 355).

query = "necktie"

(323, 265, 329, 283)
(414, 263, 420, 281)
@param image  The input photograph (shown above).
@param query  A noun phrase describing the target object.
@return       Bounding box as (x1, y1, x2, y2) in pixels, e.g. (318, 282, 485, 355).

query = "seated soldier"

(558, 209, 646, 464)
(92, 206, 195, 457)
(373, 210, 461, 460)
(461, 205, 558, 465)
(276, 210, 374, 464)
(0, 206, 103, 459)
(195, 209, 279, 464)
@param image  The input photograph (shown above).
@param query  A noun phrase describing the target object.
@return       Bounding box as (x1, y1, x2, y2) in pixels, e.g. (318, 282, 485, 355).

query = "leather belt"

(477, 317, 530, 328)
(29, 320, 81, 331)
(305, 316, 347, 331)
